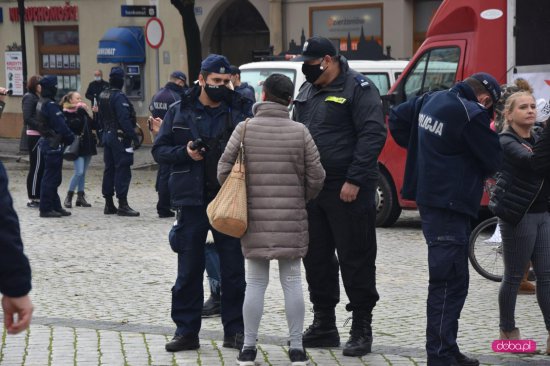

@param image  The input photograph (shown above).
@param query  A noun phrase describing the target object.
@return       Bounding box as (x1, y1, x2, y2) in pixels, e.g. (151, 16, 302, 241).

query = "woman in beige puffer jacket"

(218, 74, 325, 365)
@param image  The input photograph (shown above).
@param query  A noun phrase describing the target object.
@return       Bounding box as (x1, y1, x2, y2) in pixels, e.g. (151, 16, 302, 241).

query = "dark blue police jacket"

(98, 88, 138, 141)
(151, 85, 253, 207)
(0, 162, 32, 297)
(149, 82, 186, 119)
(235, 82, 256, 103)
(389, 82, 502, 218)
(38, 97, 75, 147)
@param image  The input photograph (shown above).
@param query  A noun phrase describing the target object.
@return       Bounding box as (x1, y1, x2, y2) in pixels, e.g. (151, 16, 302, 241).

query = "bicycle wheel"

(469, 216, 503, 282)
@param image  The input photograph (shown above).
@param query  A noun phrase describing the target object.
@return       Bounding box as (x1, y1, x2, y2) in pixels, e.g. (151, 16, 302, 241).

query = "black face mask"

(302, 63, 325, 84)
(204, 84, 228, 103)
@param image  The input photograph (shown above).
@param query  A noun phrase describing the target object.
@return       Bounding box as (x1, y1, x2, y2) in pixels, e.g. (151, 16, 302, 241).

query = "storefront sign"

(121, 5, 156, 17)
(310, 5, 382, 40)
(9, 5, 78, 22)
(4, 52, 24, 96)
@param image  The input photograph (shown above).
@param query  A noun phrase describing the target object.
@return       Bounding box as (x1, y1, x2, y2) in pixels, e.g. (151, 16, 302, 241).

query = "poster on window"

(56, 55, 63, 69)
(69, 55, 76, 69)
(309, 4, 385, 60)
(4, 51, 24, 96)
(49, 55, 56, 69)
(42, 55, 49, 69)
(63, 55, 70, 69)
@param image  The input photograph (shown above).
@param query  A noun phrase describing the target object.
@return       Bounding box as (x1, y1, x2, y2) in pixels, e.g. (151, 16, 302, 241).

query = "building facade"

(0, 0, 440, 140)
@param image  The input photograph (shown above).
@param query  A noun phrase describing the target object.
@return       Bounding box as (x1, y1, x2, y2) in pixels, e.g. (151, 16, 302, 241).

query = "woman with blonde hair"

(489, 90, 550, 354)
(60, 91, 97, 208)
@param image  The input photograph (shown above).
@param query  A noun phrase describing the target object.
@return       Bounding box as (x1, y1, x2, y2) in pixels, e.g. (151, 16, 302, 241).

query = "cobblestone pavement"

(1, 141, 549, 365)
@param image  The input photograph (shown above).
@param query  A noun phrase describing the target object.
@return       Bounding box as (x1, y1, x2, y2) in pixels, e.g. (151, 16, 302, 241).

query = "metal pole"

(18, 0, 27, 92)
(156, 48, 160, 91)
(18, 0, 28, 153)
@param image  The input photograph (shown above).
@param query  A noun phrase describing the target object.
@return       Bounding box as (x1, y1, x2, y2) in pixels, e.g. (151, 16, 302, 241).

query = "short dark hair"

(27, 75, 42, 94)
(464, 77, 489, 99)
(200, 70, 211, 81)
(263, 73, 293, 106)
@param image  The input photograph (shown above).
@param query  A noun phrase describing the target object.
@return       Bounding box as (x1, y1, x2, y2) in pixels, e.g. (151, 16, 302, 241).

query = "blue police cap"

(109, 66, 125, 80)
(170, 71, 187, 82)
(39, 75, 58, 87)
(201, 54, 231, 74)
(471, 72, 501, 105)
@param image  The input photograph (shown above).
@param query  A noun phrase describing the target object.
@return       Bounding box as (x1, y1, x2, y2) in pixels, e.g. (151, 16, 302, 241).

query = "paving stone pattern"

(0, 144, 549, 365)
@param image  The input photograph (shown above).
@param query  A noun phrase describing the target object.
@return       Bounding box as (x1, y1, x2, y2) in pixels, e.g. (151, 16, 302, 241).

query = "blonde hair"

(60, 91, 78, 107)
(503, 91, 535, 130)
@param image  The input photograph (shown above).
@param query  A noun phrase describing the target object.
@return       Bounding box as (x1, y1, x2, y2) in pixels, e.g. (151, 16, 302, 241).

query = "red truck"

(376, 0, 550, 226)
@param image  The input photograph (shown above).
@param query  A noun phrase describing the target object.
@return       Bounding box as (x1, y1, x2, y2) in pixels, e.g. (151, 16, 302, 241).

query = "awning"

(97, 27, 145, 64)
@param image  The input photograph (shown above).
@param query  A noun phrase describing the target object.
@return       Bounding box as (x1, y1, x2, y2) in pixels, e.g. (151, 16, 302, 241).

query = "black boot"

(342, 312, 373, 357)
(64, 191, 74, 208)
(302, 309, 340, 348)
(201, 293, 221, 318)
(104, 196, 117, 215)
(76, 191, 92, 207)
(117, 198, 140, 217)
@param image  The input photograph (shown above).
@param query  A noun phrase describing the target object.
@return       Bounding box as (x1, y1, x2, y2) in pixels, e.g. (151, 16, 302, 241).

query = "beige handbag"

(207, 119, 249, 238)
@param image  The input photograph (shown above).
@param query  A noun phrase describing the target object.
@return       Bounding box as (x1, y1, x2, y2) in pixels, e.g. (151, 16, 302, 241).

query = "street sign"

(145, 17, 164, 49)
(121, 5, 156, 17)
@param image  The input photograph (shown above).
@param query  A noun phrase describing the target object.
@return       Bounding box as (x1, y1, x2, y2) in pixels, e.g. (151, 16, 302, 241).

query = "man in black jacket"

(292, 36, 386, 357)
(85, 70, 109, 146)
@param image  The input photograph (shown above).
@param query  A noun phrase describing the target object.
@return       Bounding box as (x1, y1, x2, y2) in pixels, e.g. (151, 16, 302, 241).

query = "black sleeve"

(461, 112, 503, 177)
(531, 125, 550, 174)
(346, 84, 387, 187)
(388, 96, 423, 148)
(151, 106, 193, 165)
(22, 94, 39, 130)
(85, 82, 94, 102)
(0, 162, 32, 297)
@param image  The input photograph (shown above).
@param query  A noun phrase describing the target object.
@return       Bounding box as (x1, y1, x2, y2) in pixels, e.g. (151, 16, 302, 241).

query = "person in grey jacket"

(218, 74, 325, 366)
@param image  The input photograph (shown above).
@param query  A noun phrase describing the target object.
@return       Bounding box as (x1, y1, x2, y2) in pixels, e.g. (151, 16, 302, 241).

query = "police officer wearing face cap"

(36, 75, 75, 218)
(389, 73, 503, 366)
(149, 70, 188, 218)
(292, 36, 386, 357)
(98, 66, 141, 217)
(152, 54, 252, 353)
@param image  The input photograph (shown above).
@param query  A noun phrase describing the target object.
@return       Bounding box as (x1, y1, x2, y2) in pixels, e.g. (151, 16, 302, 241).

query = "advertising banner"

(5, 51, 24, 96)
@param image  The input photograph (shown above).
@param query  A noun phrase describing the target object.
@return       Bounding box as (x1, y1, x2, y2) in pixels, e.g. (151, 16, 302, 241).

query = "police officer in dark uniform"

(0, 161, 34, 334)
(292, 36, 386, 357)
(149, 71, 187, 218)
(0, 92, 33, 334)
(36, 76, 75, 218)
(98, 67, 140, 217)
(229, 65, 256, 103)
(389, 73, 503, 366)
(85, 70, 109, 146)
(152, 54, 252, 352)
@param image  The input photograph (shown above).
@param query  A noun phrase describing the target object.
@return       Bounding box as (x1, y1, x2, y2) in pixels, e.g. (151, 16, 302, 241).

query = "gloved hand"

(132, 136, 141, 150)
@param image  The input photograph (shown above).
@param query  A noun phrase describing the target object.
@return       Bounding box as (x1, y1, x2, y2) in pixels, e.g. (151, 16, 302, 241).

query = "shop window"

(37, 26, 80, 98)
(413, 0, 442, 53)
(403, 47, 460, 100)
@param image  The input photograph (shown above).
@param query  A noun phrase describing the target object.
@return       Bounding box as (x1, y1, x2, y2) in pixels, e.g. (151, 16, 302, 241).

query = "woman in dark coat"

(21, 75, 43, 208)
(60, 91, 97, 208)
(490, 91, 550, 354)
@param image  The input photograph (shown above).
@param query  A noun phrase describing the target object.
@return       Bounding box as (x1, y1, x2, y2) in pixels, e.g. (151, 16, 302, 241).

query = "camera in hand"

(0, 89, 13, 96)
(190, 138, 210, 156)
